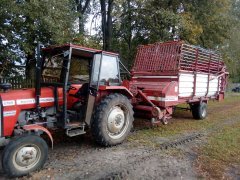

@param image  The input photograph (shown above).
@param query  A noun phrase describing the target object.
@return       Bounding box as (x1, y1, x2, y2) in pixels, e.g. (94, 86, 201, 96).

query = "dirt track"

(0, 131, 201, 179)
(0, 95, 240, 180)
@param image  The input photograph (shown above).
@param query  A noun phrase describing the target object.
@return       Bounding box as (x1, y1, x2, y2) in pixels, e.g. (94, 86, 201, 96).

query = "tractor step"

(66, 122, 86, 137)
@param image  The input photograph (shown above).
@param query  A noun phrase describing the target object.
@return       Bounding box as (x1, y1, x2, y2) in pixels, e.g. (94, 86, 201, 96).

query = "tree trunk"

(126, 0, 132, 52)
(100, 0, 114, 51)
(79, 15, 85, 34)
(76, 0, 91, 34)
(126, 0, 132, 67)
(105, 0, 113, 50)
(100, 0, 107, 50)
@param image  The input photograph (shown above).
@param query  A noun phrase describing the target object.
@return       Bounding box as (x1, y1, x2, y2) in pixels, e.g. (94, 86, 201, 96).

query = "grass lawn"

(196, 121, 240, 178)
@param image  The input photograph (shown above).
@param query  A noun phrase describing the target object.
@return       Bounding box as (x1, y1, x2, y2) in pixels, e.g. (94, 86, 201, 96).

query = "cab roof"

(42, 44, 119, 58)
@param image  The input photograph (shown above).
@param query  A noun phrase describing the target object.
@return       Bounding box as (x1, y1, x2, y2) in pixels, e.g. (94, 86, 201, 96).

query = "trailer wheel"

(2, 135, 48, 177)
(91, 93, 134, 146)
(191, 102, 207, 120)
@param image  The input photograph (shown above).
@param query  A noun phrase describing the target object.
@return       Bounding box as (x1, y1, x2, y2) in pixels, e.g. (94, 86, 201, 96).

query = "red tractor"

(0, 41, 228, 177)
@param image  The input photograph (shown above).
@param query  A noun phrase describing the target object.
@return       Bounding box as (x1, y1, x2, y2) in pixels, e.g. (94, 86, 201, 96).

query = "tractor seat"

(0, 83, 12, 92)
(74, 83, 89, 98)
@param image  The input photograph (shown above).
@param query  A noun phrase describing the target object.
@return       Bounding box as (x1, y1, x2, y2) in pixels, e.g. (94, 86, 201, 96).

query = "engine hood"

(0, 87, 63, 108)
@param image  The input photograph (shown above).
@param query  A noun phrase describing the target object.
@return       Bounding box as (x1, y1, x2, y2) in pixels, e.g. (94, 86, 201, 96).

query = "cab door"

(84, 53, 121, 125)
(84, 53, 102, 125)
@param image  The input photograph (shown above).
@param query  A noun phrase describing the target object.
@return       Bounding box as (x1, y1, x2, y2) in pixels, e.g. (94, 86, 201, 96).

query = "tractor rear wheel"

(91, 93, 134, 146)
(191, 102, 207, 120)
(2, 135, 48, 177)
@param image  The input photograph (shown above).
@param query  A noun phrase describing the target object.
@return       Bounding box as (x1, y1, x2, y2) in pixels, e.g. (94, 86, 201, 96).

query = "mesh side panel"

(132, 41, 224, 74)
(180, 44, 224, 74)
(132, 41, 182, 72)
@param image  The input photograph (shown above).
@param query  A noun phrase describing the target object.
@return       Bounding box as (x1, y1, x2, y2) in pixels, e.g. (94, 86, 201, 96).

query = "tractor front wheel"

(2, 135, 48, 177)
(91, 93, 134, 146)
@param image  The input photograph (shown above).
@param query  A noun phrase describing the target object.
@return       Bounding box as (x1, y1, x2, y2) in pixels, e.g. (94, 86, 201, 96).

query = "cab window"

(99, 55, 120, 85)
(68, 57, 90, 84)
(91, 54, 120, 86)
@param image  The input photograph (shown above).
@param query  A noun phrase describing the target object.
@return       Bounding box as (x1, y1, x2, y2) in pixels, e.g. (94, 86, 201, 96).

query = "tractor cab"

(39, 44, 122, 135)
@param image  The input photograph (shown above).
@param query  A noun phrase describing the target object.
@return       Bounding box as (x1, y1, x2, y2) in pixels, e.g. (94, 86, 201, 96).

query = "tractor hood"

(0, 87, 63, 109)
(0, 87, 63, 137)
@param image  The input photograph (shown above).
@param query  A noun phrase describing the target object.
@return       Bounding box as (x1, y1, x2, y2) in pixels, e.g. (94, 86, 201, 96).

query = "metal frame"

(36, 47, 76, 128)
(35, 43, 42, 114)
(61, 47, 72, 128)
(97, 52, 103, 88)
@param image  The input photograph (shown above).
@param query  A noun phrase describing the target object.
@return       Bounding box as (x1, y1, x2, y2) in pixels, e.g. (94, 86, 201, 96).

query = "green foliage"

(109, 0, 235, 72)
(222, 0, 240, 82)
(0, 0, 77, 77)
(180, 0, 233, 48)
(72, 34, 102, 49)
(17, 0, 76, 47)
(0, 1, 22, 76)
(179, 12, 203, 44)
(1, 0, 240, 81)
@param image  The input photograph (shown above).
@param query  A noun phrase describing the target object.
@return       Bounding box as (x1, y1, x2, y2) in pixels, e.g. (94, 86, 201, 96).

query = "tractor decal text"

(40, 97, 54, 103)
(16, 98, 54, 105)
(3, 110, 16, 117)
(147, 96, 178, 102)
(3, 100, 15, 107)
(16, 98, 35, 105)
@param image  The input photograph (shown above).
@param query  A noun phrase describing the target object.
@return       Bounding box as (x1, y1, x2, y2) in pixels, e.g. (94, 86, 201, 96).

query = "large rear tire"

(191, 102, 207, 120)
(91, 93, 134, 146)
(2, 135, 48, 177)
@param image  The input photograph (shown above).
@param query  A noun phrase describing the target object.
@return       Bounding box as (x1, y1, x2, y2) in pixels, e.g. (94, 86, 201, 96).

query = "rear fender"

(98, 85, 133, 99)
(88, 86, 133, 125)
(23, 125, 53, 149)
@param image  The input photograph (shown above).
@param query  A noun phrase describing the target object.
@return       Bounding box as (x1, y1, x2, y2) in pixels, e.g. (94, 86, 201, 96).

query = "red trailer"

(0, 41, 228, 177)
(127, 41, 228, 124)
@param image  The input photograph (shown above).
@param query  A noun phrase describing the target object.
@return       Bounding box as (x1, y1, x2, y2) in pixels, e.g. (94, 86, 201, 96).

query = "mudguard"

(23, 124, 53, 149)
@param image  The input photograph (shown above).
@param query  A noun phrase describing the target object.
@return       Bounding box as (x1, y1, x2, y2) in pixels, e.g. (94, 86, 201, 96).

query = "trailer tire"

(191, 102, 207, 120)
(2, 135, 48, 177)
(91, 93, 134, 146)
